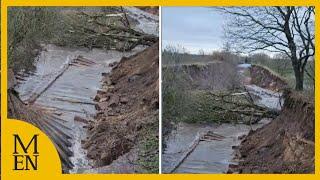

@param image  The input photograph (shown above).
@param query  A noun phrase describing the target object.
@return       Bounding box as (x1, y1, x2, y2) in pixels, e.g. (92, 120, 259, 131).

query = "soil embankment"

(231, 90, 314, 173)
(163, 62, 314, 174)
(164, 62, 239, 91)
(8, 7, 159, 173)
(250, 65, 287, 91)
(83, 43, 159, 172)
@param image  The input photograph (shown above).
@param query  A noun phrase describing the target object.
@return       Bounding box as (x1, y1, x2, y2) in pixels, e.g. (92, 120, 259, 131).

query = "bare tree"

(218, 6, 315, 90)
(222, 41, 232, 52)
(198, 49, 205, 56)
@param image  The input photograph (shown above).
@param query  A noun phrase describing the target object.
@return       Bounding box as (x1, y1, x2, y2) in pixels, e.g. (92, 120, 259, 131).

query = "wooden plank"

(168, 130, 225, 173)
(27, 57, 75, 104)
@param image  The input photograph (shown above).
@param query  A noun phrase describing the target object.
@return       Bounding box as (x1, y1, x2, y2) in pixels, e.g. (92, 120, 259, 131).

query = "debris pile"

(250, 65, 287, 91)
(83, 43, 159, 171)
(230, 90, 314, 173)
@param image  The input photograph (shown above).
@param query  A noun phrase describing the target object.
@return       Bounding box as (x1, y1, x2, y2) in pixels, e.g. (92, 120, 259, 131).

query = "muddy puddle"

(15, 44, 144, 173)
(162, 63, 282, 174)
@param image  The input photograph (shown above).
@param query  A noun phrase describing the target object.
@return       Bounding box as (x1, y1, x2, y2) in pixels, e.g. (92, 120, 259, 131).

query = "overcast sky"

(162, 7, 225, 54)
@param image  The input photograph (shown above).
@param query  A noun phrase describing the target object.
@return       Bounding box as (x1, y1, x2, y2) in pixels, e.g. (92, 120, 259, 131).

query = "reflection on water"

(14, 7, 158, 173)
(16, 44, 143, 173)
(162, 120, 270, 174)
(163, 64, 280, 174)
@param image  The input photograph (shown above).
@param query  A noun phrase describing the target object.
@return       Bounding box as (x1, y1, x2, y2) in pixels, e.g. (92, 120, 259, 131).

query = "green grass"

(251, 58, 314, 92)
(162, 51, 219, 66)
(136, 125, 159, 173)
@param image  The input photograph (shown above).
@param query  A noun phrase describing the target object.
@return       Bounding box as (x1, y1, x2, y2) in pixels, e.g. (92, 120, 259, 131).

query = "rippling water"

(162, 64, 281, 174)
(162, 120, 270, 174)
(15, 7, 159, 173)
(16, 44, 143, 173)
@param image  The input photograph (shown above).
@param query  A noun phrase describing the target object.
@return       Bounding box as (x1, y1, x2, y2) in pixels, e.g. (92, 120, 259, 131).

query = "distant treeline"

(162, 46, 314, 91)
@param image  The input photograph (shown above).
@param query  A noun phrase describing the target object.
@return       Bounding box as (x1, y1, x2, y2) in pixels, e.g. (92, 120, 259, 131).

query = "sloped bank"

(162, 61, 285, 173)
(230, 90, 314, 173)
(83, 43, 159, 173)
(163, 61, 239, 91)
(250, 65, 287, 91)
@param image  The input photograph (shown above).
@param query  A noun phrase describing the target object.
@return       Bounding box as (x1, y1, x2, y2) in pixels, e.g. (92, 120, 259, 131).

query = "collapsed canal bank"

(231, 64, 314, 173)
(10, 43, 159, 173)
(162, 62, 314, 174)
(82, 42, 159, 173)
(230, 90, 314, 173)
(8, 7, 159, 173)
(10, 44, 146, 172)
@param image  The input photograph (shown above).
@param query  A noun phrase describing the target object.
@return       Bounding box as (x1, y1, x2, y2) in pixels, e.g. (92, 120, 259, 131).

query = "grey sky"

(162, 7, 225, 54)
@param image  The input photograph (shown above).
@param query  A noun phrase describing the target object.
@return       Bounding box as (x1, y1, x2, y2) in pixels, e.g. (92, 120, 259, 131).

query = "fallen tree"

(63, 8, 158, 51)
(180, 87, 280, 124)
(207, 89, 279, 119)
(229, 89, 314, 173)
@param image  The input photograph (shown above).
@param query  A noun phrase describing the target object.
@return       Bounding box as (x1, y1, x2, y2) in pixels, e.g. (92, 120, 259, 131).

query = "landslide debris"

(230, 90, 314, 173)
(163, 61, 239, 91)
(250, 65, 287, 91)
(83, 43, 159, 173)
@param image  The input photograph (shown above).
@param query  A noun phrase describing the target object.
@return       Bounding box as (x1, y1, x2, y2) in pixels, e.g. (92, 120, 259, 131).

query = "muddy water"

(162, 64, 282, 174)
(16, 44, 143, 173)
(124, 7, 159, 36)
(162, 120, 271, 174)
(14, 7, 158, 173)
(245, 84, 282, 110)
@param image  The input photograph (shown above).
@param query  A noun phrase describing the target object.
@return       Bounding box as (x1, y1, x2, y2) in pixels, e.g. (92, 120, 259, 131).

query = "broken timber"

(8, 90, 74, 171)
(27, 56, 96, 104)
(168, 131, 225, 173)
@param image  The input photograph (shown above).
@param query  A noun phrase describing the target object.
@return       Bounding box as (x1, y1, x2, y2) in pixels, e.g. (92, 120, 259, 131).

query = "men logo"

(13, 134, 39, 170)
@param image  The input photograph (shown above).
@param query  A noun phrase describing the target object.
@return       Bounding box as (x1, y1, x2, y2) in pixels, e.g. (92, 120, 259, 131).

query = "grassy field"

(250, 57, 314, 94)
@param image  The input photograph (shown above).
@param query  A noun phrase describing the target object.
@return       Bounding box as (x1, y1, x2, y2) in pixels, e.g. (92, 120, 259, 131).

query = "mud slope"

(250, 65, 287, 91)
(233, 90, 314, 173)
(83, 43, 159, 172)
(164, 61, 239, 91)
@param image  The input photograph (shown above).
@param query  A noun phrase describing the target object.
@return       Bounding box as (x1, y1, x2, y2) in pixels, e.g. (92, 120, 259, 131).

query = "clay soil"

(250, 65, 287, 91)
(231, 90, 314, 173)
(83, 43, 159, 172)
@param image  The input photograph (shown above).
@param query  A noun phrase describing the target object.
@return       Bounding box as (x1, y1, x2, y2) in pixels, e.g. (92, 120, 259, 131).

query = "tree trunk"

(293, 64, 304, 91)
